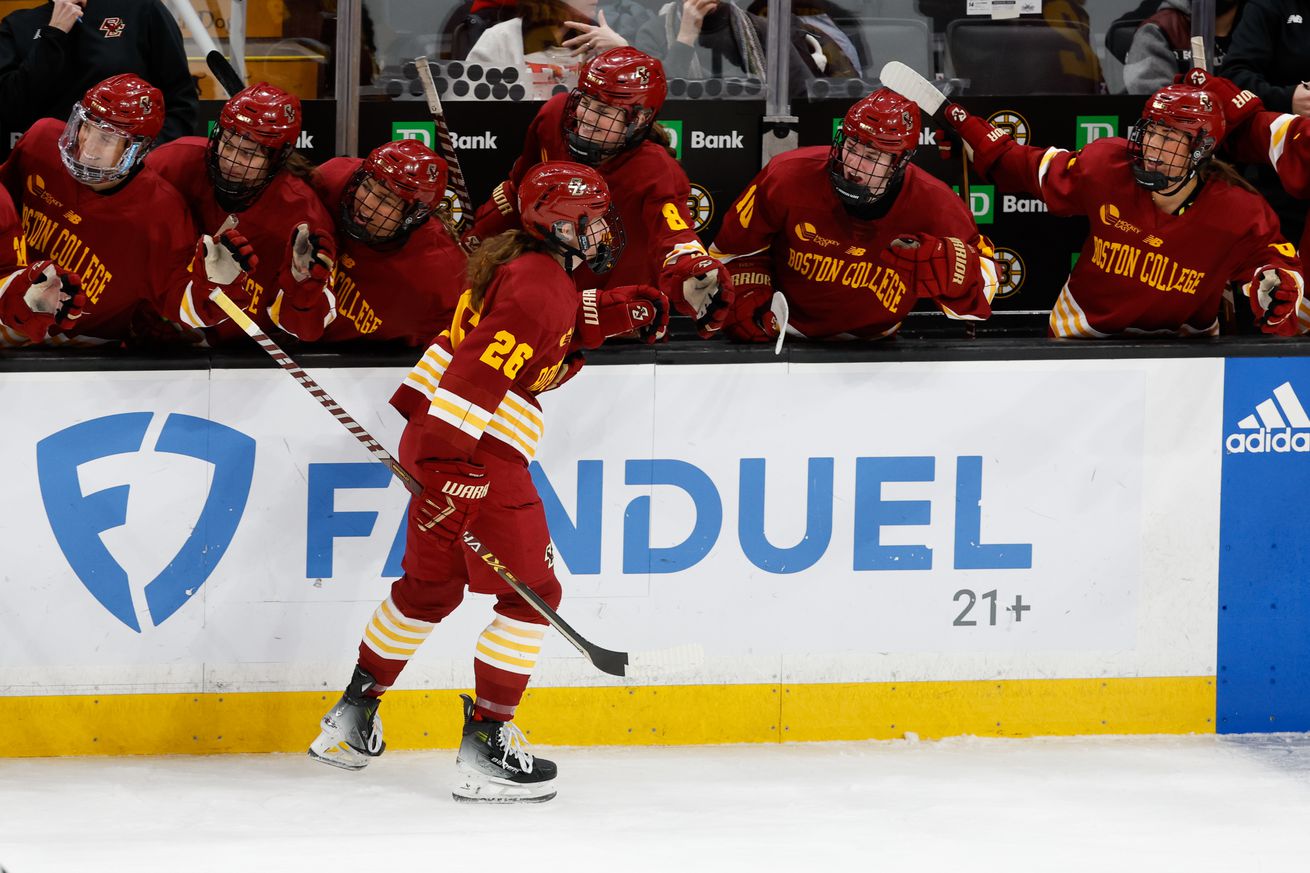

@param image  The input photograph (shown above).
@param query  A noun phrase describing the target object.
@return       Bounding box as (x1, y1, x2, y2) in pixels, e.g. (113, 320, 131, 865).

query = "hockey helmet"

(340, 139, 448, 245)
(518, 161, 625, 274)
(207, 82, 302, 211)
(1128, 84, 1225, 193)
(59, 74, 163, 185)
(829, 88, 921, 207)
(563, 47, 667, 165)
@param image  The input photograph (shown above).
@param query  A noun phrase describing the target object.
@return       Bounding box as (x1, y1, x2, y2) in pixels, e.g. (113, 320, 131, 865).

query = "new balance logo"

(1288, 14, 1303, 23)
(1225, 381, 1310, 453)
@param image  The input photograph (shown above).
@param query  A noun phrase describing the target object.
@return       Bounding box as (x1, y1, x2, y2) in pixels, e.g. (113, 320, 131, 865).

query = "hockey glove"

(413, 458, 490, 547)
(1247, 265, 1305, 336)
(1180, 68, 1264, 133)
(937, 102, 1013, 175)
(0, 260, 86, 342)
(271, 223, 337, 340)
(660, 254, 735, 337)
(182, 229, 258, 328)
(722, 255, 780, 343)
(880, 233, 980, 310)
(468, 179, 519, 244)
(575, 285, 668, 348)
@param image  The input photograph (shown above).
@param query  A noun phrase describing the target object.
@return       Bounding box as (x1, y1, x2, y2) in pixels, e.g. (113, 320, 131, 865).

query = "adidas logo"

(1225, 381, 1310, 453)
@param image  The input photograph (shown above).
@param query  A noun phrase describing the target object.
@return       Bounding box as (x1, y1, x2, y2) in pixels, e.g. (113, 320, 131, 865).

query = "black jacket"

(1219, 0, 1310, 112)
(0, 0, 198, 143)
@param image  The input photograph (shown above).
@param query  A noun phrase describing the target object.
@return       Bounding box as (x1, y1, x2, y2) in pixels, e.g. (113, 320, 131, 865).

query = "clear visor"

(58, 104, 148, 185)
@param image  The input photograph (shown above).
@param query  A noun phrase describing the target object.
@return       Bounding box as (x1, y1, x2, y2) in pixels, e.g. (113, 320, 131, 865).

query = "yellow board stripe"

(0, 677, 1215, 757)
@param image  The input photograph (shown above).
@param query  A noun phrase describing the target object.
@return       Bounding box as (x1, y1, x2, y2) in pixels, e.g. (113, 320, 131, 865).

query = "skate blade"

(307, 742, 371, 772)
(452, 784, 557, 804)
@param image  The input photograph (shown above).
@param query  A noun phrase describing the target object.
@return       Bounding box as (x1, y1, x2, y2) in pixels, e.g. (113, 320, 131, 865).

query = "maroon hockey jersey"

(469, 92, 707, 292)
(390, 250, 579, 467)
(711, 147, 997, 339)
(310, 158, 467, 346)
(147, 137, 339, 343)
(0, 118, 198, 345)
(972, 134, 1305, 336)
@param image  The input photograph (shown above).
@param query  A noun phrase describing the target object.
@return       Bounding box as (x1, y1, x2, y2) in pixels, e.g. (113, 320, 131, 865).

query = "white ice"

(3, 734, 1310, 873)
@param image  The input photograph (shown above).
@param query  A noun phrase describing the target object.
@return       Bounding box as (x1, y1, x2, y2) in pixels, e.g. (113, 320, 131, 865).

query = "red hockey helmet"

(340, 139, 448, 245)
(518, 161, 625, 274)
(207, 82, 302, 211)
(1128, 84, 1225, 192)
(563, 47, 667, 165)
(59, 74, 163, 185)
(829, 88, 921, 207)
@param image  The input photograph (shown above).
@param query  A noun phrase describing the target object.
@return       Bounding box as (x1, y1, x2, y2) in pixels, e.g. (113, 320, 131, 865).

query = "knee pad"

(390, 574, 466, 624)
(494, 574, 561, 624)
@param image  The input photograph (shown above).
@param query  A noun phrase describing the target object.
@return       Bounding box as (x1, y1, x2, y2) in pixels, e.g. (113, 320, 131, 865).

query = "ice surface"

(2, 733, 1309, 873)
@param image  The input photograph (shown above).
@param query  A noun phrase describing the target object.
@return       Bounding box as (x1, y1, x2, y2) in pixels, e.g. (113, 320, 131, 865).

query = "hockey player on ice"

(923, 79, 1308, 338)
(147, 82, 338, 344)
(309, 162, 667, 803)
(307, 139, 468, 346)
(0, 74, 256, 346)
(468, 46, 734, 337)
(710, 88, 999, 342)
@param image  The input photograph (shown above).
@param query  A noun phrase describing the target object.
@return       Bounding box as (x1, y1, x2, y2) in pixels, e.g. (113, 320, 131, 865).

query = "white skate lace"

(494, 722, 535, 774)
(365, 715, 384, 755)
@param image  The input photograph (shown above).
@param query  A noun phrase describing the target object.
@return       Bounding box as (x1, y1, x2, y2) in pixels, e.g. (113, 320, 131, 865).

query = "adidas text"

(1225, 429, 1310, 454)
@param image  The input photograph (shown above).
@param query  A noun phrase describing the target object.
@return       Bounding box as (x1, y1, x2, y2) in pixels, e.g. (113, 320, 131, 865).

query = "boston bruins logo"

(987, 110, 1030, 145)
(686, 183, 714, 232)
(991, 247, 1025, 299)
(441, 187, 465, 227)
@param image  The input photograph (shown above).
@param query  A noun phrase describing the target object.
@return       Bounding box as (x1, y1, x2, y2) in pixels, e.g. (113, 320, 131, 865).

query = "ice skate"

(308, 666, 386, 771)
(452, 694, 557, 803)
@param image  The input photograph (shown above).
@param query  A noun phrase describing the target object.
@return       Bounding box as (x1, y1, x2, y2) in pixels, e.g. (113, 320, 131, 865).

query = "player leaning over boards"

(309, 163, 667, 803)
(148, 82, 337, 345)
(468, 46, 734, 337)
(308, 139, 468, 346)
(894, 74, 1307, 338)
(710, 88, 1000, 343)
(0, 74, 256, 347)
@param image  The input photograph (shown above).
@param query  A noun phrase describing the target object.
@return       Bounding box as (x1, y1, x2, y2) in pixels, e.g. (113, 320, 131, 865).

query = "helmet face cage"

(339, 168, 432, 246)
(563, 90, 652, 165)
(206, 125, 286, 211)
(828, 129, 915, 207)
(1128, 87, 1222, 193)
(58, 103, 151, 185)
(563, 204, 625, 274)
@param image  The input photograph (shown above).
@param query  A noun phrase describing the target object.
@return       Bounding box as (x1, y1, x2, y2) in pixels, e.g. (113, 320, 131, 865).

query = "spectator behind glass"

(1221, 0, 1310, 114)
(748, 0, 862, 79)
(1125, 0, 1243, 94)
(0, 0, 198, 144)
(465, 0, 649, 99)
(632, 0, 820, 95)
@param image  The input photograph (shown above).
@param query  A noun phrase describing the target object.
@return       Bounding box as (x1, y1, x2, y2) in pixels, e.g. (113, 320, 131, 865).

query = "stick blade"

(624, 644, 705, 678)
(879, 61, 946, 117)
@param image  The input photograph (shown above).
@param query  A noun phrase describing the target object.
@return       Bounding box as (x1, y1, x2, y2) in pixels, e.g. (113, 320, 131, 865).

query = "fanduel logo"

(1225, 381, 1310, 453)
(36, 413, 256, 631)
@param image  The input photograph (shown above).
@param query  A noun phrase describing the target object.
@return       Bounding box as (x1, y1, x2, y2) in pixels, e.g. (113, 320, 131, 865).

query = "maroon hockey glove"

(880, 233, 980, 308)
(1180, 68, 1263, 133)
(722, 255, 780, 343)
(0, 260, 86, 342)
(468, 179, 518, 245)
(575, 285, 668, 348)
(184, 228, 258, 327)
(1248, 265, 1304, 336)
(540, 349, 586, 393)
(288, 223, 336, 288)
(660, 254, 735, 338)
(938, 102, 1013, 175)
(413, 459, 490, 547)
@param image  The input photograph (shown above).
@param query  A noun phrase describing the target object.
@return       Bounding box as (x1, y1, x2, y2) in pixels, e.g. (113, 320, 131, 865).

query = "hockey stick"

(413, 57, 479, 245)
(880, 61, 976, 209)
(206, 49, 246, 98)
(204, 286, 699, 677)
(229, 0, 249, 88)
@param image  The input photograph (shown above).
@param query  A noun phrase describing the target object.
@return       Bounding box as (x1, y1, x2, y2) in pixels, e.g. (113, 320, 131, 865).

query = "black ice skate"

(308, 666, 386, 771)
(453, 693, 557, 803)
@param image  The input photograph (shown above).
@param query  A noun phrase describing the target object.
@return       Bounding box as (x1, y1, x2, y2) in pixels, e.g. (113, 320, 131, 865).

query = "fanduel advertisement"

(0, 360, 1220, 693)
